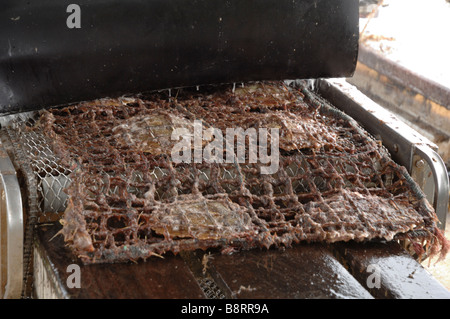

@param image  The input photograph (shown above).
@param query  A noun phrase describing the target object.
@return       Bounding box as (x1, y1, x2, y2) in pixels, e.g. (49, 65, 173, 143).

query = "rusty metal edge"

(358, 44, 450, 108)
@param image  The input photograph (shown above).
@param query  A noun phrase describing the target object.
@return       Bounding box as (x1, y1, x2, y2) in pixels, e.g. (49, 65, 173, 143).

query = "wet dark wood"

(34, 223, 206, 299)
(205, 245, 373, 299)
(34, 223, 450, 299)
(332, 241, 450, 299)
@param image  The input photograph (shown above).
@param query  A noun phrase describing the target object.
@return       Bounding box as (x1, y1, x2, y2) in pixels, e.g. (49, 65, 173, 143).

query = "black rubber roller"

(0, 0, 359, 114)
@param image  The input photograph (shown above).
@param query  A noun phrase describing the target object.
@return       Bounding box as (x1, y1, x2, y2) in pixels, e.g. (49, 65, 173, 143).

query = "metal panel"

(0, 144, 23, 298)
(413, 145, 449, 230)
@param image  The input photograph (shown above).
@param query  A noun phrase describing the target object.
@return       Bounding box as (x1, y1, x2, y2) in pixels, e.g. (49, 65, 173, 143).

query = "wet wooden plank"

(333, 241, 450, 299)
(34, 223, 206, 299)
(205, 244, 373, 299)
(35, 223, 449, 299)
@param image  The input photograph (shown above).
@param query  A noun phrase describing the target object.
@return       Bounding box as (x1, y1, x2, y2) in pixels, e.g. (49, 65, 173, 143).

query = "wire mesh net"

(3, 81, 448, 264)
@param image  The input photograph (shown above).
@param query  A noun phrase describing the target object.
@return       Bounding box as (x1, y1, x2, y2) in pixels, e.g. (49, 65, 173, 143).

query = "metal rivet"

(415, 159, 425, 169)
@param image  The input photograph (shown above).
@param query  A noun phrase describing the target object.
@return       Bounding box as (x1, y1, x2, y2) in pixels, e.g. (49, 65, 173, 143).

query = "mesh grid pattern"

(5, 118, 73, 221)
(8, 81, 448, 264)
(198, 278, 226, 299)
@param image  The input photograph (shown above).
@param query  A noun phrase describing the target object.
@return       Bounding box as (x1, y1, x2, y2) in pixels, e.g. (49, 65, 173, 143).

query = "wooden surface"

(35, 223, 206, 299)
(333, 241, 450, 299)
(205, 245, 373, 299)
(34, 223, 450, 299)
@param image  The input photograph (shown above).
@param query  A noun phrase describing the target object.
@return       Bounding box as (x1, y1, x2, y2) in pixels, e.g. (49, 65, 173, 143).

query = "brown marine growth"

(35, 81, 448, 264)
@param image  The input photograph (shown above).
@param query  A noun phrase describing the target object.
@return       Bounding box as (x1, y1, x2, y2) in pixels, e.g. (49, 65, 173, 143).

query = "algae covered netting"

(26, 81, 448, 264)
